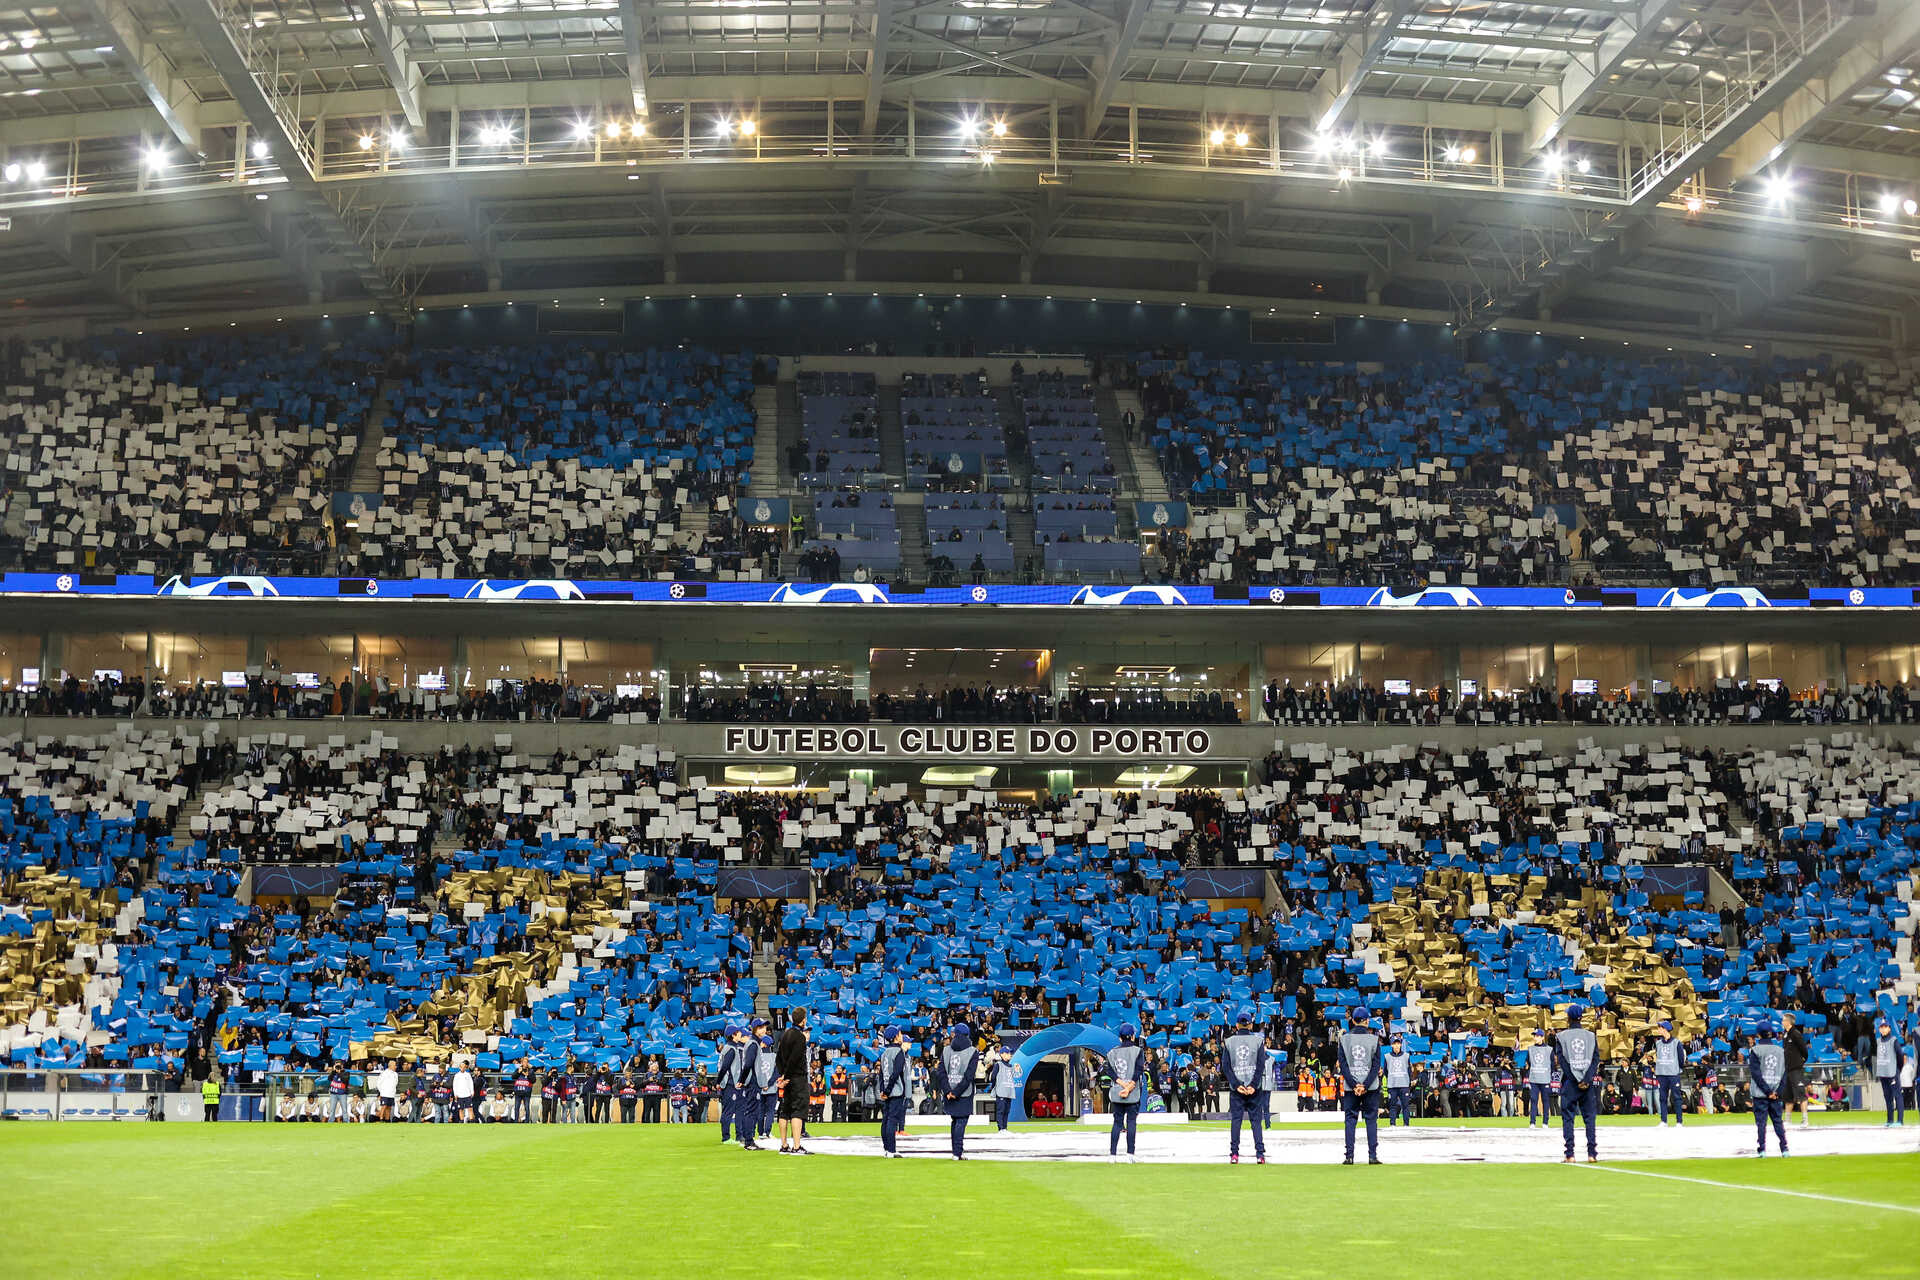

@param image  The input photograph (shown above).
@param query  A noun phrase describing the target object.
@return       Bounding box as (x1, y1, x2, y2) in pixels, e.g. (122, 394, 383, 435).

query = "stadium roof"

(1, 0, 1918, 354)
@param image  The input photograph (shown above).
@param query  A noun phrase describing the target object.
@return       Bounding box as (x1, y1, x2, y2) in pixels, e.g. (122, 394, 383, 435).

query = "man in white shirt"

(374, 1059, 400, 1123)
(452, 1064, 476, 1123)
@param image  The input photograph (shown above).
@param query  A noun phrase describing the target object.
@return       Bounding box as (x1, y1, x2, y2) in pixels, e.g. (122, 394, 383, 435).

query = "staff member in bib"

(1222, 1009, 1271, 1164)
(618, 1071, 639, 1124)
(1337, 1010, 1383, 1165)
(1648, 1021, 1685, 1127)
(879, 1025, 911, 1158)
(935, 1022, 980, 1160)
(1525, 1028, 1553, 1125)
(1384, 1032, 1415, 1126)
(539, 1070, 560, 1124)
(987, 1043, 1019, 1131)
(1106, 1024, 1146, 1163)
(1749, 1019, 1790, 1157)
(775, 1006, 811, 1155)
(1553, 1006, 1602, 1163)
(756, 1034, 779, 1141)
(642, 1058, 667, 1124)
(1871, 1018, 1906, 1126)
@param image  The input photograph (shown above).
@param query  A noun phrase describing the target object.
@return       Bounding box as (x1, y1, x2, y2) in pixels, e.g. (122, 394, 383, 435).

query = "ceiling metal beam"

(617, 0, 651, 115)
(1631, 5, 1877, 208)
(1524, 0, 1682, 152)
(1313, 0, 1415, 135)
(354, 0, 425, 130)
(860, 0, 893, 136)
(30, 215, 148, 314)
(1723, 1, 1920, 184)
(173, 0, 414, 314)
(82, 0, 203, 152)
(1085, 0, 1151, 140)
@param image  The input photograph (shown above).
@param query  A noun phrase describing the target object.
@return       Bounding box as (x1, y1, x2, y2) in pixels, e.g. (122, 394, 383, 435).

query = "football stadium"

(3, 0, 1920, 1276)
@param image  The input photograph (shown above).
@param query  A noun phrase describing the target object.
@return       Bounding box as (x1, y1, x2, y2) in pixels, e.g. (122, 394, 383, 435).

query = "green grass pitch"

(4, 1120, 1916, 1279)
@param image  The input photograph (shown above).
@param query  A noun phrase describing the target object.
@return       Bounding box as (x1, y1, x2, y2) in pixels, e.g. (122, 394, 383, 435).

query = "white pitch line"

(1580, 1162, 1920, 1215)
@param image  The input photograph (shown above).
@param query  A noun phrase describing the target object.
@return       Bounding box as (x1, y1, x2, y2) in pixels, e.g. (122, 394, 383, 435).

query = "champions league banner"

(1, 572, 1915, 610)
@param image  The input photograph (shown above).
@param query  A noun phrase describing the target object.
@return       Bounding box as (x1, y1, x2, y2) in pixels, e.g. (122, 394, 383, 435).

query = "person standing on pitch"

(736, 1019, 765, 1149)
(987, 1043, 1018, 1131)
(1106, 1024, 1146, 1163)
(935, 1022, 980, 1160)
(1648, 1021, 1685, 1127)
(1384, 1032, 1414, 1127)
(1553, 1006, 1602, 1163)
(717, 1026, 741, 1144)
(1872, 1017, 1907, 1126)
(879, 1026, 911, 1158)
(1222, 1008, 1270, 1164)
(775, 1006, 811, 1155)
(755, 1032, 779, 1143)
(1338, 1009, 1383, 1165)
(1525, 1028, 1553, 1126)
(1749, 1019, 1790, 1157)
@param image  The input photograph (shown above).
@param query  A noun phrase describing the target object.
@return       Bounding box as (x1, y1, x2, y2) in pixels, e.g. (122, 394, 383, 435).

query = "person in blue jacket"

(1105, 1024, 1146, 1163)
(1221, 1009, 1271, 1164)
(935, 1022, 980, 1160)
(1871, 1017, 1907, 1127)
(1383, 1032, 1414, 1127)
(1337, 1009, 1383, 1165)
(736, 1020, 765, 1149)
(1553, 1005, 1602, 1163)
(716, 1026, 740, 1144)
(1748, 1019, 1790, 1157)
(986, 1042, 1019, 1132)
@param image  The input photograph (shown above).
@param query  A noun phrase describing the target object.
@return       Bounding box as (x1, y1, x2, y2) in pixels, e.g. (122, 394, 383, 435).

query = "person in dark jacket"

(1553, 1005, 1603, 1163)
(775, 1006, 811, 1154)
(1749, 1019, 1790, 1157)
(935, 1022, 980, 1160)
(1337, 1009, 1383, 1165)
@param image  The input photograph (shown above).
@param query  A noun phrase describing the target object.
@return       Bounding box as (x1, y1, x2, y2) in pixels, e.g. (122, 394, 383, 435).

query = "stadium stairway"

(878, 383, 906, 482)
(748, 386, 780, 496)
(896, 496, 931, 584)
(1094, 384, 1143, 500)
(775, 378, 803, 489)
(751, 954, 777, 1018)
(346, 377, 399, 494)
(1006, 502, 1038, 580)
(1112, 387, 1171, 502)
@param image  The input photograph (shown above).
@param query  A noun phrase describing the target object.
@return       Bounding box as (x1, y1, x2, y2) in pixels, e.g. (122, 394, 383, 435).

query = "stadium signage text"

(722, 726, 1211, 758)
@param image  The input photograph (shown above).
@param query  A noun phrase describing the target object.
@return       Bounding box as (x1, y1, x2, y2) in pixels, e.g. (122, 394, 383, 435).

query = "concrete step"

(896, 500, 930, 585)
(346, 376, 398, 494)
(748, 387, 781, 496)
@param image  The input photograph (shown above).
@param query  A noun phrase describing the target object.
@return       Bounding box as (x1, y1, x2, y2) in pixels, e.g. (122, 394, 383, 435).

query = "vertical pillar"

(1247, 642, 1265, 727)
(1049, 100, 1058, 165)
(682, 103, 691, 160)
(826, 96, 835, 155)
(1540, 643, 1559, 696)
(1823, 641, 1846, 694)
(451, 635, 470, 695)
(1127, 105, 1137, 162)
(314, 115, 327, 176)
(44, 634, 67, 683)
(449, 106, 461, 169)
(1439, 644, 1461, 697)
(1268, 111, 1280, 170)
(851, 643, 871, 705)
(907, 97, 915, 157)
(1636, 644, 1654, 704)
(1732, 642, 1750, 687)
(522, 107, 532, 164)
(235, 121, 249, 181)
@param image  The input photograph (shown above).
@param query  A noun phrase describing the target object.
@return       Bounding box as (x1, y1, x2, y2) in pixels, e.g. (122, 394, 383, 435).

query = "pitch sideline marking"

(1579, 1162, 1920, 1215)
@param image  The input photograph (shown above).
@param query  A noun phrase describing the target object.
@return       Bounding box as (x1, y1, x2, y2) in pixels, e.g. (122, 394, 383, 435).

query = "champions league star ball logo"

(752, 501, 773, 523)
(970, 585, 988, 602)
(1849, 588, 1866, 605)
(55, 574, 73, 592)
(1267, 587, 1286, 603)
(669, 583, 686, 599)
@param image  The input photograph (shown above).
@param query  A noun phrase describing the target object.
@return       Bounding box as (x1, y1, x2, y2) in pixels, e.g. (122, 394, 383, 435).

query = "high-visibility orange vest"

(1296, 1070, 1312, 1096)
(1319, 1075, 1337, 1102)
